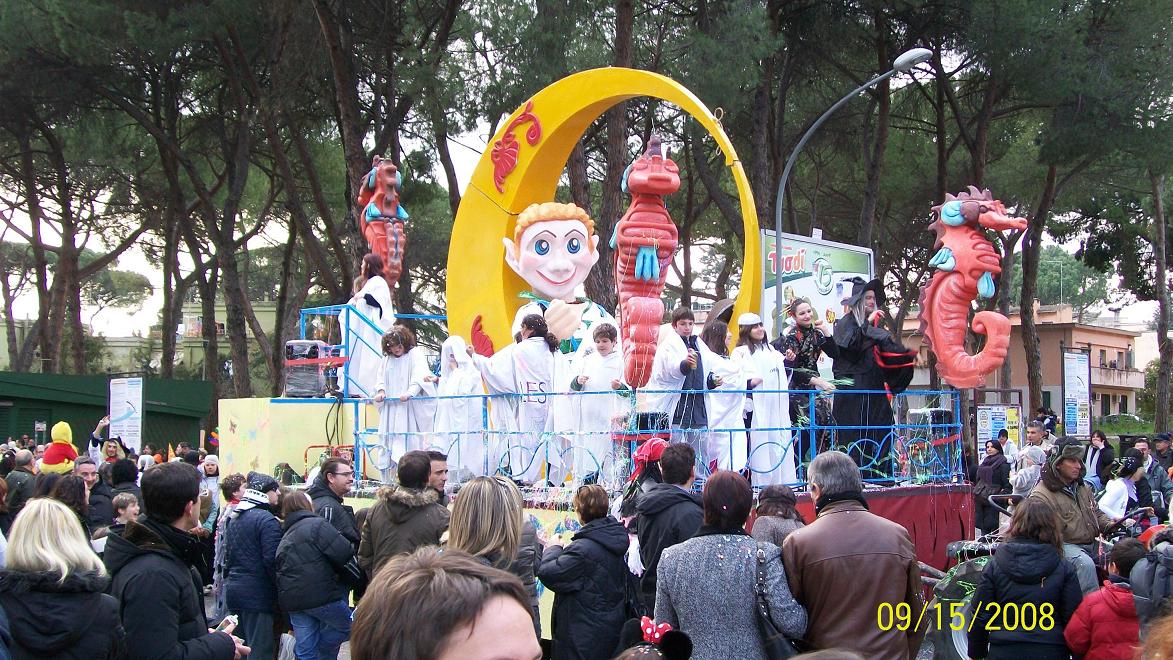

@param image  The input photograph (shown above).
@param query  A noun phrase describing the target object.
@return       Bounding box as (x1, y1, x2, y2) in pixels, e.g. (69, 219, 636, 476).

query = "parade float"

(215, 68, 1035, 574)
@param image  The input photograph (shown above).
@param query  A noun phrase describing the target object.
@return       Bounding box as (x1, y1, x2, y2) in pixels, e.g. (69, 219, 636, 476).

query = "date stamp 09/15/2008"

(877, 601, 1056, 633)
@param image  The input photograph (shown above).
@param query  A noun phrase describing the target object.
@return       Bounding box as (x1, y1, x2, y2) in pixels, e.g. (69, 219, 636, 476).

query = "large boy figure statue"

(503, 202, 619, 481)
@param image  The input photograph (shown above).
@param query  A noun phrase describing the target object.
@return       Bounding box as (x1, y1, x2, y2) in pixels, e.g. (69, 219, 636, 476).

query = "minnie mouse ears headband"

(619, 618, 689, 656)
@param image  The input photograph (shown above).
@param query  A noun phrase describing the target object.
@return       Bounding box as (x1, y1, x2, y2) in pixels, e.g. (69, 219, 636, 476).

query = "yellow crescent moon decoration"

(445, 67, 761, 348)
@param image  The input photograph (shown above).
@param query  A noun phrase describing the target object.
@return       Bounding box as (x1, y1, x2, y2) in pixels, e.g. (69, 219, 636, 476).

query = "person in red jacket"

(1065, 538, 1146, 659)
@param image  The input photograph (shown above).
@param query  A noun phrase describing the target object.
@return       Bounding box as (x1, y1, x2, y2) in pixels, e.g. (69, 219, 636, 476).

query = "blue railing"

(297, 305, 447, 399)
(345, 387, 963, 490)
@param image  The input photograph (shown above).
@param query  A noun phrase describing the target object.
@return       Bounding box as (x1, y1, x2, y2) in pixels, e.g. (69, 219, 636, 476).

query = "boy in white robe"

(644, 308, 713, 451)
(568, 323, 629, 483)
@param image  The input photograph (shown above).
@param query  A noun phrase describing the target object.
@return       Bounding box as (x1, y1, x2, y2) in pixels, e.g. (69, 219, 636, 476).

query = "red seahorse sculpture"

(613, 135, 681, 387)
(918, 187, 1027, 388)
(356, 155, 409, 289)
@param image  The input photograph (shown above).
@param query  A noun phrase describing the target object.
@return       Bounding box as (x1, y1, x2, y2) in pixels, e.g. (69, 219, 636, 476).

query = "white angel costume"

(511, 298, 618, 483)
(374, 346, 436, 481)
(343, 275, 395, 398)
(732, 342, 795, 485)
(471, 336, 555, 483)
(435, 336, 488, 478)
(570, 343, 628, 480)
(705, 352, 749, 474)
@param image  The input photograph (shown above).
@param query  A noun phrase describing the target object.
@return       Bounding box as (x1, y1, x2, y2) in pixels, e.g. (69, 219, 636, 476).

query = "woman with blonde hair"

(449, 476, 523, 569)
(0, 498, 123, 657)
(449, 476, 543, 637)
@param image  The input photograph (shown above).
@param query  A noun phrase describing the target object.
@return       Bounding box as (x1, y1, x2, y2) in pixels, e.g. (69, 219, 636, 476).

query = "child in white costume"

(344, 255, 395, 398)
(373, 326, 436, 482)
(435, 336, 488, 478)
(569, 323, 629, 481)
(700, 321, 748, 474)
(469, 314, 557, 484)
(732, 312, 795, 485)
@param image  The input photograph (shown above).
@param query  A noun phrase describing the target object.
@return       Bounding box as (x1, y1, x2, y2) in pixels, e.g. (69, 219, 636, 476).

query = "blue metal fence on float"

(297, 305, 448, 399)
(295, 304, 962, 489)
(346, 387, 963, 490)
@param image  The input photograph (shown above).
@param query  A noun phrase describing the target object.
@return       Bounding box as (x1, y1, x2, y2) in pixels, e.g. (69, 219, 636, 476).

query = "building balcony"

(1091, 366, 1144, 389)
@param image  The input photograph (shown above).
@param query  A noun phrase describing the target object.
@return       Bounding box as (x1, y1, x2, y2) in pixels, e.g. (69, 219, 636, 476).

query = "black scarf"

(815, 490, 869, 515)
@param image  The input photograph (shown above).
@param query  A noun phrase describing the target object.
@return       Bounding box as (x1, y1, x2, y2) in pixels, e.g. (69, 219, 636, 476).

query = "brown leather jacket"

(1028, 477, 1114, 545)
(782, 500, 924, 659)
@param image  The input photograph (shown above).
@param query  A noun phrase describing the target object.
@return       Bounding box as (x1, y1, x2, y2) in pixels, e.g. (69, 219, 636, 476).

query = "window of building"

(1120, 396, 1129, 414)
(1043, 390, 1052, 410)
(1101, 393, 1112, 417)
(1099, 349, 1107, 367)
(1117, 351, 1125, 369)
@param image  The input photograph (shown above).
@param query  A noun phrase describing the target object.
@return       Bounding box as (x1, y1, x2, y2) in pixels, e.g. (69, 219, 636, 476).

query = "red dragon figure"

(356, 155, 409, 289)
(612, 135, 680, 387)
(918, 187, 1027, 389)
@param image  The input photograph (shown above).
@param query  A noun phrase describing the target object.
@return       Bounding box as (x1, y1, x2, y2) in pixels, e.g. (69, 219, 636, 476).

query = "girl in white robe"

(374, 326, 434, 482)
(700, 321, 749, 475)
(435, 336, 487, 478)
(569, 323, 629, 482)
(732, 313, 795, 486)
(344, 255, 396, 398)
(469, 314, 557, 484)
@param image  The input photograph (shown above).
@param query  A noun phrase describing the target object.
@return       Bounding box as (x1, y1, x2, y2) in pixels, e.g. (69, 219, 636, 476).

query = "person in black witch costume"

(830, 277, 913, 480)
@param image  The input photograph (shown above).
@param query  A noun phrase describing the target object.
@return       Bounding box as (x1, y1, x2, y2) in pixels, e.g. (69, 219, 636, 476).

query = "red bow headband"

(641, 616, 672, 644)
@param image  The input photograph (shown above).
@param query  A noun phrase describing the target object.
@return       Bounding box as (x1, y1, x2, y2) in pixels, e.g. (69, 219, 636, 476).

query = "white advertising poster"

(976, 404, 1022, 448)
(109, 377, 144, 452)
(761, 230, 873, 378)
(1062, 350, 1092, 437)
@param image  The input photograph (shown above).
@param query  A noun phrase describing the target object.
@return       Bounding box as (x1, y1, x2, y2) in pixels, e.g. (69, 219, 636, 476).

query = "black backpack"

(1132, 542, 1173, 625)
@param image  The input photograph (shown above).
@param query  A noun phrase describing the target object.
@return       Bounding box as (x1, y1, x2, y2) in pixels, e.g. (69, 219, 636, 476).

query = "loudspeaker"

(285, 340, 329, 397)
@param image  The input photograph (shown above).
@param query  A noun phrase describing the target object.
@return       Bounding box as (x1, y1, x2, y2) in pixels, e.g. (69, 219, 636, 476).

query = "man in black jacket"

(308, 457, 359, 549)
(104, 461, 246, 660)
(636, 443, 702, 612)
(76, 456, 114, 531)
(4, 450, 35, 515)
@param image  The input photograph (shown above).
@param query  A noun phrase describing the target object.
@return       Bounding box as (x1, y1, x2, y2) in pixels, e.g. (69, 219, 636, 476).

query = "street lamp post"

(770, 47, 933, 331)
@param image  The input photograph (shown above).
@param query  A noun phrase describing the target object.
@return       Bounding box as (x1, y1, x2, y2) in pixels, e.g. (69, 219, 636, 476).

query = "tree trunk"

(1151, 171, 1170, 433)
(750, 56, 773, 228)
(857, 12, 891, 249)
(312, 0, 369, 194)
(1020, 165, 1058, 412)
(160, 218, 178, 378)
(583, 0, 632, 312)
(218, 256, 255, 398)
(432, 117, 462, 216)
(16, 134, 55, 372)
(567, 143, 591, 211)
(197, 271, 222, 424)
(996, 232, 1022, 402)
